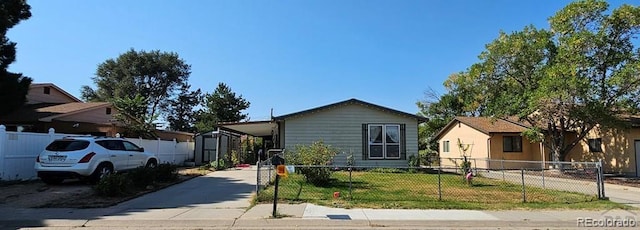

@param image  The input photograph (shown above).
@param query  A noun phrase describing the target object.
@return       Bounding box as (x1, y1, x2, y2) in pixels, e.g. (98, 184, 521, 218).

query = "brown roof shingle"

(455, 116, 529, 134)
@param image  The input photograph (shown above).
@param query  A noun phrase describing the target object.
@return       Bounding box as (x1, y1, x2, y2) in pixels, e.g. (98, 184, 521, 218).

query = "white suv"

(34, 136, 159, 184)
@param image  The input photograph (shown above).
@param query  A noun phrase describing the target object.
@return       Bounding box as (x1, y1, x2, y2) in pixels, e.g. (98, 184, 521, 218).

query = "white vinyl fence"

(0, 125, 194, 181)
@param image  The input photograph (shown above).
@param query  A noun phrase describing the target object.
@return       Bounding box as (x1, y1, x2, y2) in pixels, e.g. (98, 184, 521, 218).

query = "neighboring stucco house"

(0, 83, 194, 142)
(435, 116, 640, 177)
(221, 98, 427, 167)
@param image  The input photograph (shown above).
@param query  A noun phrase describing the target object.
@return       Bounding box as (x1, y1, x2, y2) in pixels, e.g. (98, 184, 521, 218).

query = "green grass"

(256, 171, 628, 210)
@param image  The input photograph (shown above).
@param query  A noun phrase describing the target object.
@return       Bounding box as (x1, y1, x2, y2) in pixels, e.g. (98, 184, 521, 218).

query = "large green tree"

(195, 82, 250, 132)
(82, 49, 198, 133)
(447, 0, 640, 162)
(0, 0, 31, 115)
(167, 84, 202, 133)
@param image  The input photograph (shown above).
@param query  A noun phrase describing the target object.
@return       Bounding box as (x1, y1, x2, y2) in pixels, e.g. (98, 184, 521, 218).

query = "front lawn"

(256, 170, 627, 210)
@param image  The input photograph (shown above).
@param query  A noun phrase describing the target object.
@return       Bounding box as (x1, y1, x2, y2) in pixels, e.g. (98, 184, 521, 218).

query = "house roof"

(434, 116, 530, 141)
(273, 98, 428, 122)
(30, 83, 83, 103)
(0, 102, 111, 123)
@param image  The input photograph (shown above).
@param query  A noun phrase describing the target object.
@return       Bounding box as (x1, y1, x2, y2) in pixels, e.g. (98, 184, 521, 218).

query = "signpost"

(272, 154, 285, 217)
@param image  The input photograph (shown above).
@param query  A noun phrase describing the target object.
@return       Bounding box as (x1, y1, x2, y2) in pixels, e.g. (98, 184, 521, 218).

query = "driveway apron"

(101, 167, 257, 220)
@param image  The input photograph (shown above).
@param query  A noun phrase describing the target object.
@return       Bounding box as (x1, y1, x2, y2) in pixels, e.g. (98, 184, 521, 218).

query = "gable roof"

(434, 116, 530, 140)
(0, 102, 111, 123)
(30, 83, 83, 103)
(272, 98, 427, 122)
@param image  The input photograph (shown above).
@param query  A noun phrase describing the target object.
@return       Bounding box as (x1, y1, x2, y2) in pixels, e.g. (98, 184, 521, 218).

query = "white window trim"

(443, 140, 450, 153)
(367, 124, 402, 160)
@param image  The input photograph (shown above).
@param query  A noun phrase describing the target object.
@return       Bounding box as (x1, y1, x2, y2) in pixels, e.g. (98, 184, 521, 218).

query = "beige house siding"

(437, 121, 490, 168)
(437, 120, 542, 169)
(282, 103, 418, 167)
(567, 126, 639, 176)
(26, 85, 79, 104)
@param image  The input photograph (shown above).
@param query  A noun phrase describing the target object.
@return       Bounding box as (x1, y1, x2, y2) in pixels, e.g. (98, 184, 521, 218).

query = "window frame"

(503, 135, 523, 152)
(367, 124, 402, 160)
(587, 138, 603, 152)
(443, 140, 450, 153)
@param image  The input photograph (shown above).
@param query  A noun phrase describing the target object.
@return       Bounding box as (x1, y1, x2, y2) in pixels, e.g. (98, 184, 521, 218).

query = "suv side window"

(96, 140, 125, 150)
(122, 141, 142, 151)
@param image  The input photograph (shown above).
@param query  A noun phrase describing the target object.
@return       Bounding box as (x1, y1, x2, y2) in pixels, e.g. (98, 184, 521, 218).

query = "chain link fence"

(256, 157, 275, 193)
(256, 158, 605, 207)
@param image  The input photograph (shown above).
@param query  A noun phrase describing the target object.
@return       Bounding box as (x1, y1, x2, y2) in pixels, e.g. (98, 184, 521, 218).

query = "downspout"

(487, 135, 491, 168)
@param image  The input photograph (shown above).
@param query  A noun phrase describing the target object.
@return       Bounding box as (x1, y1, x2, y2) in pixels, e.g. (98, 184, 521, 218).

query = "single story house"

(0, 83, 193, 142)
(435, 116, 640, 177)
(220, 98, 427, 167)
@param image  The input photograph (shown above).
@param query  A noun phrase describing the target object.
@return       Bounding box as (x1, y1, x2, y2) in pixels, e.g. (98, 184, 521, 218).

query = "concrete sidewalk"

(3, 203, 638, 229)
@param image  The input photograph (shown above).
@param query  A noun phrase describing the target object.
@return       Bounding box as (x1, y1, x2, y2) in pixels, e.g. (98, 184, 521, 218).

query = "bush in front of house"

(128, 166, 157, 189)
(287, 141, 338, 186)
(94, 173, 133, 197)
(94, 163, 179, 197)
(154, 163, 179, 182)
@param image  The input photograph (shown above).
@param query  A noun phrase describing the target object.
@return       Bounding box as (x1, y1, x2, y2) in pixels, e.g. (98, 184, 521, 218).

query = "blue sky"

(7, 0, 632, 120)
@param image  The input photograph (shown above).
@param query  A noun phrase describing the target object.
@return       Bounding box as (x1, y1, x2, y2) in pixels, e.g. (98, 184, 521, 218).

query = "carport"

(218, 120, 280, 160)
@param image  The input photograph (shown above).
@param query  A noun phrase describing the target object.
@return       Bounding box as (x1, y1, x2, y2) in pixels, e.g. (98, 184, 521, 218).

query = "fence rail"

(256, 157, 605, 206)
(0, 125, 194, 181)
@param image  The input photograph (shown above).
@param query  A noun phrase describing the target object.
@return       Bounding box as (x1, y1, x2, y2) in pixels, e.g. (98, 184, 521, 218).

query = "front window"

(368, 124, 401, 159)
(443, 140, 450, 153)
(588, 138, 602, 152)
(503, 136, 522, 152)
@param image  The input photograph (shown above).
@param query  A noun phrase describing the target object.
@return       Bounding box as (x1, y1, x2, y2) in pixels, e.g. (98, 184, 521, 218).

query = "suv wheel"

(90, 163, 113, 184)
(41, 176, 64, 185)
(145, 160, 157, 168)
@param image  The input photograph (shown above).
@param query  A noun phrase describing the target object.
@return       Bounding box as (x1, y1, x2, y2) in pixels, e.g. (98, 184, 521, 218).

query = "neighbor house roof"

(273, 98, 428, 122)
(0, 102, 111, 123)
(434, 116, 530, 141)
(30, 83, 83, 103)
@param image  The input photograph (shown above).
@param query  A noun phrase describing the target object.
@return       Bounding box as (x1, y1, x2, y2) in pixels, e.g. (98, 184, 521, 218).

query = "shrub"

(94, 173, 133, 197)
(286, 141, 338, 186)
(212, 159, 227, 170)
(128, 166, 157, 189)
(155, 163, 179, 182)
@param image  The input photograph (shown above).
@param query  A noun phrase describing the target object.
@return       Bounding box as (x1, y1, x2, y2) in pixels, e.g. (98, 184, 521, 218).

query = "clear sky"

(6, 0, 632, 121)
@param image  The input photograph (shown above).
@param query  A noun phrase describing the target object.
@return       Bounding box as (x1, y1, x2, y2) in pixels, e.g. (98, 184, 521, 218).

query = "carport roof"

(218, 120, 276, 137)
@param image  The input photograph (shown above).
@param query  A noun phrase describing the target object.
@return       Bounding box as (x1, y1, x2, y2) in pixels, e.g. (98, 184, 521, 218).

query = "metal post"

(596, 165, 602, 199)
(521, 168, 526, 203)
(438, 165, 442, 201)
(272, 174, 280, 217)
(349, 167, 353, 200)
(473, 159, 477, 175)
(501, 159, 505, 181)
(256, 160, 261, 193)
(598, 160, 606, 199)
(541, 165, 546, 189)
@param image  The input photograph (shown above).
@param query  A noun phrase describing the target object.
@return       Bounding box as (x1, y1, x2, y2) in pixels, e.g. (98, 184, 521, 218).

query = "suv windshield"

(45, 140, 90, 151)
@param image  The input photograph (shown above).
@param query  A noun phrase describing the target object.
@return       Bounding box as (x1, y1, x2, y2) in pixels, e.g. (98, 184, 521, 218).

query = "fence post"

(172, 139, 177, 165)
(473, 159, 477, 175)
(438, 164, 442, 201)
(541, 165, 546, 189)
(598, 160, 605, 199)
(521, 168, 526, 203)
(596, 164, 602, 199)
(256, 160, 261, 194)
(0, 125, 6, 180)
(48, 128, 56, 142)
(349, 167, 353, 200)
(501, 159, 505, 181)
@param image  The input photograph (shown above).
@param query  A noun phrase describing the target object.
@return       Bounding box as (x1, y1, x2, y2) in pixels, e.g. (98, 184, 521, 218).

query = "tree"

(111, 94, 157, 139)
(195, 82, 250, 132)
(82, 49, 194, 134)
(0, 0, 31, 115)
(167, 84, 202, 133)
(447, 0, 640, 162)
